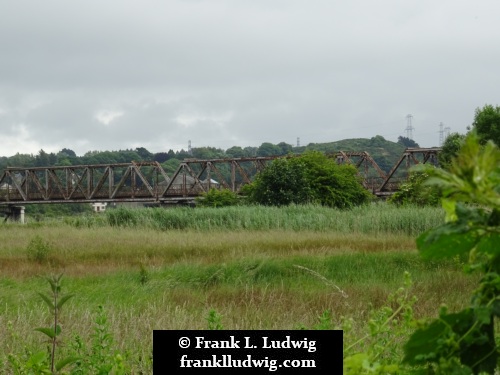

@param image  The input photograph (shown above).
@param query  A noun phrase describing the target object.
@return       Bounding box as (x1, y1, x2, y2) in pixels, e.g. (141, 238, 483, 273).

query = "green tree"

(57, 148, 77, 166)
(257, 142, 281, 157)
(191, 147, 224, 159)
(135, 147, 153, 160)
(369, 135, 389, 147)
(225, 146, 245, 158)
(471, 104, 500, 146)
(243, 146, 257, 157)
(6, 153, 35, 168)
(246, 151, 371, 208)
(397, 136, 419, 148)
(245, 157, 311, 206)
(153, 152, 169, 163)
(277, 142, 293, 155)
(59, 148, 77, 158)
(176, 149, 191, 159)
(35, 149, 50, 167)
(439, 132, 466, 169)
(300, 151, 372, 208)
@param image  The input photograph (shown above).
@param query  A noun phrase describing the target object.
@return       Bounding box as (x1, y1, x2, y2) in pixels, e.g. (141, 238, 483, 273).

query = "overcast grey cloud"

(1, 0, 499, 157)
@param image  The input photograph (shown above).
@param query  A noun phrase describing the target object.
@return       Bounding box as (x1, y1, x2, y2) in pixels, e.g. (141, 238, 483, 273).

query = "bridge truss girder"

(0, 149, 441, 205)
(0, 157, 280, 205)
(333, 151, 388, 192)
(377, 148, 440, 194)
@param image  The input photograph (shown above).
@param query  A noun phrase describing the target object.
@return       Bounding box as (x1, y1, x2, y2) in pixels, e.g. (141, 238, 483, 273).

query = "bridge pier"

(1, 205, 25, 223)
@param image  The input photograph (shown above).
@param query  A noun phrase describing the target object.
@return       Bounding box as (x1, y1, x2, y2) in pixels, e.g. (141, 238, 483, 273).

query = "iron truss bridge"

(0, 148, 440, 206)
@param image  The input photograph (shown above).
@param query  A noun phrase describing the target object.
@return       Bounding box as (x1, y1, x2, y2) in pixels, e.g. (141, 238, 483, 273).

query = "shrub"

(196, 188, 239, 207)
(26, 235, 51, 263)
(245, 157, 312, 206)
(246, 151, 372, 209)
(389, 170, 440, 206)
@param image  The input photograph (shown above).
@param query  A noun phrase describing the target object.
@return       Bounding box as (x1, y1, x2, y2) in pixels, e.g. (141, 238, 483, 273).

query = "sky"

(1, 0, 499, 157)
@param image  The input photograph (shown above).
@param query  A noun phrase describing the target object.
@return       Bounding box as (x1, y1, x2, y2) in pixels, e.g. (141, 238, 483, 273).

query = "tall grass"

(64, 203, 444, 235)
(0, 252, 476, 373)
(0, 203, 451, 373)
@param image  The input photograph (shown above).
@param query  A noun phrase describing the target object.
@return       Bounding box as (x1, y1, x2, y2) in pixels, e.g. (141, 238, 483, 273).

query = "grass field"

(0, 204, 478, 373)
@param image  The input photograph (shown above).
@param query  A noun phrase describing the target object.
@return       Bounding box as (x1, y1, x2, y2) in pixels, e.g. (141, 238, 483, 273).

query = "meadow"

(0, 203, 478, 373)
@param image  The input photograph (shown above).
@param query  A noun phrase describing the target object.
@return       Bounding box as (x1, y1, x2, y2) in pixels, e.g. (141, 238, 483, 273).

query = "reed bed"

(61, 203, 444, 236)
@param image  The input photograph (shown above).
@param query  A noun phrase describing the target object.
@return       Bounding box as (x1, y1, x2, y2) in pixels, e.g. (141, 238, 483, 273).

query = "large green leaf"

(417, 223, 480, 259)
(56, 293, 75, 310)
(26, 351, 48, 366)
(34, 325, 61, 338)
(403, 317, 452, 365)
(34, 327, 56, 339)
(404, 308, 497, 374)
(404, 309, 475, 365)
(37, 292, 55, 310)
(476, 232, 500, 256)
(55, 356, 80, 371)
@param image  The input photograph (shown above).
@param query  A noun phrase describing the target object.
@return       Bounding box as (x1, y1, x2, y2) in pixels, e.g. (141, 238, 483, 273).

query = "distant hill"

(0, 135, 408, 174)
(297, 135, 406, 172)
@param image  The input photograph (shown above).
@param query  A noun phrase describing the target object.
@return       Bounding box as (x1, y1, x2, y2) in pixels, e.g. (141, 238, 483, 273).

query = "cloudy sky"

(1, 0, 499, 157)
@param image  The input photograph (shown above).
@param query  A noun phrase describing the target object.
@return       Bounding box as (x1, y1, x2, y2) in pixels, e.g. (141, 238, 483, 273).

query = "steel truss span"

(0, 149, 440, 205)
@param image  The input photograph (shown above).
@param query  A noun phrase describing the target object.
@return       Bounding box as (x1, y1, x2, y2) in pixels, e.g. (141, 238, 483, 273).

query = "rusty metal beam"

(378, 148, 441, 192)
(0, 148, 442, 205)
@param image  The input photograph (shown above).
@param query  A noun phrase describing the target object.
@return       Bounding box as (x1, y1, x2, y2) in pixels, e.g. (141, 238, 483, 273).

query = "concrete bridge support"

(1, 205, 25, 223)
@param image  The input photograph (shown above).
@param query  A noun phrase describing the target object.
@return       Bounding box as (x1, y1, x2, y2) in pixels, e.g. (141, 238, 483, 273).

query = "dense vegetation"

(244, 151, 372, 208)
(472, 104, 500, 146)
(388, 170, 441, 207)
(1, 203, 454, 374)
(400, 132, 500, 373)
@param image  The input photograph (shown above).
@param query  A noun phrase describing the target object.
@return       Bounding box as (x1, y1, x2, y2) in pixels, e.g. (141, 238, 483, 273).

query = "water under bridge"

(0, 148, 440, 217)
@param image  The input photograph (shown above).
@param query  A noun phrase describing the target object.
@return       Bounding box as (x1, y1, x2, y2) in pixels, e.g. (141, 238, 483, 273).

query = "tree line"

(0, 142, 300, 175)
(0, 136, 407, 177)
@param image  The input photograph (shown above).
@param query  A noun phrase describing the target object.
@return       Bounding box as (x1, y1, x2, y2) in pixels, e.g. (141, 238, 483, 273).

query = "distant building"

(91, 202, 107, 213)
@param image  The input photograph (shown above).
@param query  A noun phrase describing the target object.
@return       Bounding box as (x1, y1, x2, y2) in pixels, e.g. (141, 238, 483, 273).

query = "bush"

(26, 235, 51, 263)
(389, 170, 441, 206)
(195, 188, 239, 207)
(246, 151, 372, 209)
(244, 157, 311, 206)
